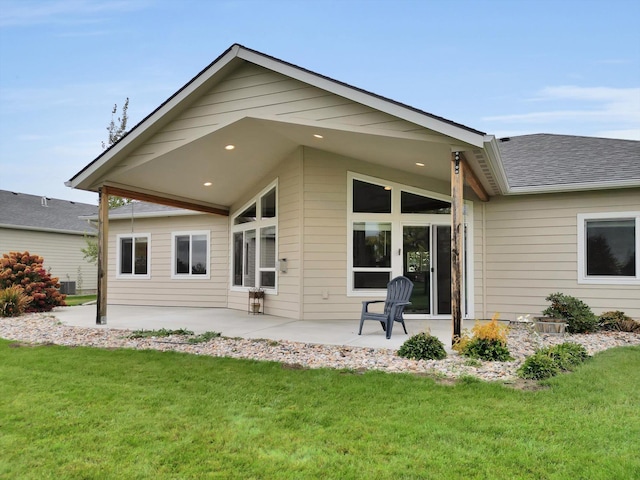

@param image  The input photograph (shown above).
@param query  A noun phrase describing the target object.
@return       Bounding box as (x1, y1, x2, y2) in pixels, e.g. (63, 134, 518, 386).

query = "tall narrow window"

(117, 234, 150, 278)
(231, 182, 278, 290)
(172, 231, 210, 278)
(352, 222, 392, 289)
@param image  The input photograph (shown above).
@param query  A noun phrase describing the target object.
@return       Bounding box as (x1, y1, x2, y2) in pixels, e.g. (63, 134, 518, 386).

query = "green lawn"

(63, 294, 96, 306)
(1, 339, 638, 479)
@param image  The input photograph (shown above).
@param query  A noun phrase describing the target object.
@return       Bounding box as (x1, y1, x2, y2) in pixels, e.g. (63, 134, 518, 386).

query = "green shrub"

(398, 332, 447, 361)
(0, 251, 66, 312)
(547, 342, 589, 371)
(518, 342, 590, 380)
(462, 337, 513, 362)
(542, 292, 598, 333)
(0, 285, 32, 317)
(518, 351, 560, 380)
(599, 311, 640, 332)
(453, 313, 513, 362)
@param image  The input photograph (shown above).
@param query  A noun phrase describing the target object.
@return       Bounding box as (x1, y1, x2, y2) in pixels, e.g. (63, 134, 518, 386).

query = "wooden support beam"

(460, 153, 490, 202)
(104, 186, 229, 216)
(96, 187, 109, 325)
(451, 152, 464, 345)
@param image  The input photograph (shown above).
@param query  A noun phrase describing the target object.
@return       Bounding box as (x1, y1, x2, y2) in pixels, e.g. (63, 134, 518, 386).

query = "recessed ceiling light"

(203, 182, 212, 187)
(415, 162, 425, 167)
(225, 144, 235, 150)
(313, 134, 323, 139)
(384, 186, 392, 191)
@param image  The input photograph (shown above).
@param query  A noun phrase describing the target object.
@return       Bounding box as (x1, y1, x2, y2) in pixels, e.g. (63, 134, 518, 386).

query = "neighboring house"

(0, 190, 98, 294)
(67, 44, 640, 320)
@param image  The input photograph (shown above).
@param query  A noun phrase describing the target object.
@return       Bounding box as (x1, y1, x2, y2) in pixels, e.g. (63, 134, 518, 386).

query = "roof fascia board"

(505, 179, 640, 195)
(0, 224, 95, 235)
(68, 45, 243, 189)
(237, 48, 486, 148)
(482, 135, 510, 194)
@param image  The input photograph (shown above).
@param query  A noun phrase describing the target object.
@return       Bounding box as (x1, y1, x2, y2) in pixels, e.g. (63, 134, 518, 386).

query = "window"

(578, 212, 640, 284)
(232, 183, 278, 290)
(171, 231, 210, 278)
(346, 173, 475, 319)
(116, 234, 150, 278)
(352, 222, 392, 288)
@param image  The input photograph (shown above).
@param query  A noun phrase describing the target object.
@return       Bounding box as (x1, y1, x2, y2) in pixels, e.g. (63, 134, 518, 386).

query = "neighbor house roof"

(0, 190, 97, 234)
(498, 134, 640, 193)
(104, 201, 198, 219)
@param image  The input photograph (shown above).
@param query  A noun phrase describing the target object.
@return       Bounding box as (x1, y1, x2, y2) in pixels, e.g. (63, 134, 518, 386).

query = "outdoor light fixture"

(313, 134, 323, 139)
(225, 144, 235, 150)
(203, 182, 212, 186)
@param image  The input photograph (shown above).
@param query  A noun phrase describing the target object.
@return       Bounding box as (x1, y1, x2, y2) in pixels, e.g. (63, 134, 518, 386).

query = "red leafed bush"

(0, 251, 66, 312)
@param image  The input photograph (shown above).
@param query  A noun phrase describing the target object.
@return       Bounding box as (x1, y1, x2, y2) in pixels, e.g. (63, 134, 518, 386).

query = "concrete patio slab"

(51, 305, 458, 351)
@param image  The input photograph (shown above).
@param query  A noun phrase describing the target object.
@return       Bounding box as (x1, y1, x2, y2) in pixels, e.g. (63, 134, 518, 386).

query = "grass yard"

(1, 339, 638, 479)
(63, 294, 97, 306)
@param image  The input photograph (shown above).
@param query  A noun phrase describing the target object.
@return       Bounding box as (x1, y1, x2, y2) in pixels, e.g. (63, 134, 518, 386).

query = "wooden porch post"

(451, 152, 464, 345)
(96, 187, 109, 325)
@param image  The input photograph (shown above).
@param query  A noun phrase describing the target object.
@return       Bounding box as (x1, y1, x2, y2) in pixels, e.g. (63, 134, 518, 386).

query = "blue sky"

(1, 0, 638, 205)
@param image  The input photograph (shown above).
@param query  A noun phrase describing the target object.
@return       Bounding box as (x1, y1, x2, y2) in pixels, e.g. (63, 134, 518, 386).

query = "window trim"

(116, 233, 151, 279)
(230, 180, 278, 293)
(170, 230, 211, 280)
(577, 211, 640, 285)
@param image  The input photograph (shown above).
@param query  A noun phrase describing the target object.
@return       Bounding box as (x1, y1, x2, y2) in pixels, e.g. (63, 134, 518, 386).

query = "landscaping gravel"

(2, 314, 639, 382)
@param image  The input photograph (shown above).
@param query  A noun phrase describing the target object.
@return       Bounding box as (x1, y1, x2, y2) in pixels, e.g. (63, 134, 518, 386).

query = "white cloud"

(0, 0, 149, 27)
(482, 85, 640, 140)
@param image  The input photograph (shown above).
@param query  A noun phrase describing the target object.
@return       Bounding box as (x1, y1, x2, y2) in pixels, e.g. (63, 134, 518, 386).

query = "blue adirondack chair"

(358, 276, 414, 339)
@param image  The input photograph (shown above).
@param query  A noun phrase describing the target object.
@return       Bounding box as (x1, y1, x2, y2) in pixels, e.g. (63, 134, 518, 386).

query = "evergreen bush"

(398, 332, 447, 361)
(454, 313, 513, 361)
(518, 342, 590, 380)
(542, 292, 598, 334)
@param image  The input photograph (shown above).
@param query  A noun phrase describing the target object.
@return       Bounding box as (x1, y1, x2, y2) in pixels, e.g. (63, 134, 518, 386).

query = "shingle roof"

(498, 134, 640, 189)
(0, 190, 97, 234)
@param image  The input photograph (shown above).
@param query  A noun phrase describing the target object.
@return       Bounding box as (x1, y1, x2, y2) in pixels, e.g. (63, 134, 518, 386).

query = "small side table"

(248, 289, 265, 314)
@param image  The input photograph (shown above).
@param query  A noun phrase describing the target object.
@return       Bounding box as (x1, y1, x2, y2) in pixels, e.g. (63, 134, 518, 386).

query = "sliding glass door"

(402, 224, 451, 316)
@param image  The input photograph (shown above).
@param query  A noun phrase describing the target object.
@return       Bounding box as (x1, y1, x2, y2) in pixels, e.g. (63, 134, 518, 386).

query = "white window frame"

(347, 172, 474, 318)
(116, 233, 151, 279)
(230, 180, 278, 293)
(577, 212, 640, 285)
(171, 230, 211, 279)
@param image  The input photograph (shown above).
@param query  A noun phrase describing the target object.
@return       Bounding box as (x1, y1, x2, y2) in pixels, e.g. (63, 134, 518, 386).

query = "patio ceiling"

(87, 115, 481, 210)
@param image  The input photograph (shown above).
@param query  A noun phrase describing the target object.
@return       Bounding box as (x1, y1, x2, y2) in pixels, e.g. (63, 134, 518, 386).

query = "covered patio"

(66, 44, 499, 344)
(52, 305, 456, 351)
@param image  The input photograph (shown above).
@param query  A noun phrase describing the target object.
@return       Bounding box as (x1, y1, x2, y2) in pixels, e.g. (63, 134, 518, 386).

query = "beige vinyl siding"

(483, 188, 640, 319)
(107, 214, 228, 307)
(0, 228, 97, 293)
(227, 149, 303, 318)
(130, 62, 436, 162)
(301, 147, 482, 320)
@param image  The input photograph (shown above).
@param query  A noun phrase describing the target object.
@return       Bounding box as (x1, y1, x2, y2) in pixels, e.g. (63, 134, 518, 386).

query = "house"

(0, 190, 98, 294)
(66, 44, 640, 323)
